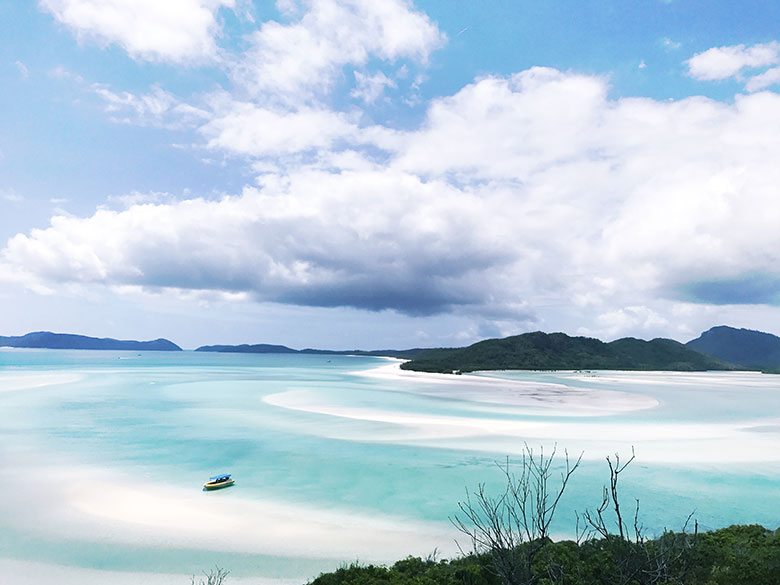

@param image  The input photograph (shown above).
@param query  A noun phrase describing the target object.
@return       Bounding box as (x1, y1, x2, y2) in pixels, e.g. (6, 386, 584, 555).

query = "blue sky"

(2, 0, 780, 349)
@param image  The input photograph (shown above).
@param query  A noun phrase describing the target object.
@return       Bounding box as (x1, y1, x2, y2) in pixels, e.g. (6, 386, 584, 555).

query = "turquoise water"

(1, 350, 780, 583)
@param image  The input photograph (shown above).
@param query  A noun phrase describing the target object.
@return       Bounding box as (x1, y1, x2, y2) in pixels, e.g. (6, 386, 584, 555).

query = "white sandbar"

(0, 372, 83, 392)
(5, 462, 456, 563)
(352, 361, 659, 415)
(264, 363, 780, 464)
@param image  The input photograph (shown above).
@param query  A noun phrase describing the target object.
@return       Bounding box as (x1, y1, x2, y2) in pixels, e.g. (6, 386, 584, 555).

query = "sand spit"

(262, 387, 780, 462)
(264, 388, 553, 440)
(351, 361, 659, 414)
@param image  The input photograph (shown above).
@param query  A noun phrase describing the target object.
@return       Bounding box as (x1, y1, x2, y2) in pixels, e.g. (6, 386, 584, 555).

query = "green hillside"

(401, 331, 734, 373)
(686, 325, 780, 370)
(195, 343, 429, 359)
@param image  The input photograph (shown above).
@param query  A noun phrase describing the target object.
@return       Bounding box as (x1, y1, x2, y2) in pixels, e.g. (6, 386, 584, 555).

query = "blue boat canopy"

(209, 473, 231, 481)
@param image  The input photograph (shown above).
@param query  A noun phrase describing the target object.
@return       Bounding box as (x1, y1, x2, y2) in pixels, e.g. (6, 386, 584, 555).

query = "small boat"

(203, 473, 235, 491)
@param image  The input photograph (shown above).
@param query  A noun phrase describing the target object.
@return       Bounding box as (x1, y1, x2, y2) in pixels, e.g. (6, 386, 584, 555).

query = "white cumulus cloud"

(351, 71, 397, 104)
(231, 0, 445, 104)
(745, 66, 780, 92)
(39, 0, 236, 63)
(2, 172, 512, 316)
(200, 97, 362, 157)
(686, 41, 780, 81)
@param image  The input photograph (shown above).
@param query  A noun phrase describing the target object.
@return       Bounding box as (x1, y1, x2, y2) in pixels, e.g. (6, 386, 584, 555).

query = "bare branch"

(451, 444, 582, 585)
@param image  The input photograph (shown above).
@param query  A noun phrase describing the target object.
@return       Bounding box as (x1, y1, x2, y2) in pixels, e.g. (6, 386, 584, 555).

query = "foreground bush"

(309, 525, 780, 585)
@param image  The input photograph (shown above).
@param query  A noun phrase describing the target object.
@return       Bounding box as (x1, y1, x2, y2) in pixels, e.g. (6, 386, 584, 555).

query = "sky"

(2, 0, 780, 350)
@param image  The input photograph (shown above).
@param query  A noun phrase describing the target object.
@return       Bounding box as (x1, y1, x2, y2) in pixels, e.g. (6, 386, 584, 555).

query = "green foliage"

(308, 557, 499, 585)
(401, 332, 734, 373)
(691, 525, 780, 585)
(307, 527, 780, 585)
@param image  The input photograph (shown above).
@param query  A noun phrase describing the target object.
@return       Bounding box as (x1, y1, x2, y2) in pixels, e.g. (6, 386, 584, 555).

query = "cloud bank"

(7, 66, 780, 328)
(15, 2, 780, 340)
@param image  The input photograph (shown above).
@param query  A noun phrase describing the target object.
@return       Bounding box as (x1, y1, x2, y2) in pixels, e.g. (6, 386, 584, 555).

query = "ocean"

(1, 349, 779, 584)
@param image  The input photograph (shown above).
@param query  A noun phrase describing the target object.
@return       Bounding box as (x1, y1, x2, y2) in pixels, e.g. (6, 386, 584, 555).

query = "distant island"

(0, 332, 181, 351)
(399, 331, 735, 373)
(195, 343, 427, 359)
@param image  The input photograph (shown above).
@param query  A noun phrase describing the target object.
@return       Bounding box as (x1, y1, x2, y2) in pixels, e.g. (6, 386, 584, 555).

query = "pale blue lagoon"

(2, 350, 780, 584)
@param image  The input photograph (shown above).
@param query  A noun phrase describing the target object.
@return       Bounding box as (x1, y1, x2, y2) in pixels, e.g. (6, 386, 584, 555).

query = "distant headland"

(194, 343, 428, 359)
(0, 331, 181, 351)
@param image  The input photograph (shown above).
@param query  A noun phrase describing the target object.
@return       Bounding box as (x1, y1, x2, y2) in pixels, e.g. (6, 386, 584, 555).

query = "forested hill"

(195, 343, 298, 353)
(0, 332, 181, 351)
(686, 325, 780, 370)
(401, 331, 734, 373)
(195, 343, 428, 359)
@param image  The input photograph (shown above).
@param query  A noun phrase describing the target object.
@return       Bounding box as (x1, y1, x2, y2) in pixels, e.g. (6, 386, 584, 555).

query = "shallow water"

(1, 350, 780, 584)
